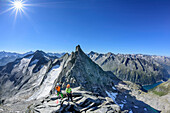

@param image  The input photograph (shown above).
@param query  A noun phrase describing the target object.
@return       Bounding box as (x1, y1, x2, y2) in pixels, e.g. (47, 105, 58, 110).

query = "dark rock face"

(88, 52, 169, 85)
(53, 45, 116, 96)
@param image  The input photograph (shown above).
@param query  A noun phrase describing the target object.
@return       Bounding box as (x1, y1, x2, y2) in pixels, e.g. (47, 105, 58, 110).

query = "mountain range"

(0, 46, 169, 112)
(0, 51, 65, 66)
(88, 51, 170, 85)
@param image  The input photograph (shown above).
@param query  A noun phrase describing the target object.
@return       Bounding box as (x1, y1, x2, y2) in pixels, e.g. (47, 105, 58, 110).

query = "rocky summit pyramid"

(52, 45, 117, 96)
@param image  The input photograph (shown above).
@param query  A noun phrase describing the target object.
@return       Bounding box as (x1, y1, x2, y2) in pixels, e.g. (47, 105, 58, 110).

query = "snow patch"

(129, 110, 133, 113)
(119, 104, 124, 109)
(12, 57, 33, 73)
(112, 86, 116, 90)
(51, 64, 60, 70)
(106, 91, 127, 110)
(0, 108, 3, 112)
(134, 105, 139, 108)
(19, 58, 31, 68)
(144, 108, 147, 111)
(44, 54, 50, 60)
(31, 65, 47, 87)
(28, 63, 63, 100)
(105, 91, 118, 102)
(121, 100, 127, 104)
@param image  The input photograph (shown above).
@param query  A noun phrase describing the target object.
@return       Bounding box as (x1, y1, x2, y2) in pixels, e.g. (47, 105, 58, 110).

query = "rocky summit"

(0, 45, 169, 113)
(27, 90, 121, 113)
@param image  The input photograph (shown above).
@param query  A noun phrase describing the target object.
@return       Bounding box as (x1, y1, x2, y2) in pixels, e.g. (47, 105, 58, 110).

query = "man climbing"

(55, 83, 63, 99)
(66, 84, 73, 102)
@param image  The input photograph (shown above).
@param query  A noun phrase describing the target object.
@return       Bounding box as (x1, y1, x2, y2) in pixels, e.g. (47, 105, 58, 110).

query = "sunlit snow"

(28, 63, 63, 100)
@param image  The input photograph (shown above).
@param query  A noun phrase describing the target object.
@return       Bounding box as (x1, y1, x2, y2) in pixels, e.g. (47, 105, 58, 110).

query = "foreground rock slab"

(27, 92, 121, 113)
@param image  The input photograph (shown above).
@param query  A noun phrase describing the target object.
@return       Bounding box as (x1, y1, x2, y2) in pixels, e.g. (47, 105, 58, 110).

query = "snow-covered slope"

(28, 59, 64, 100)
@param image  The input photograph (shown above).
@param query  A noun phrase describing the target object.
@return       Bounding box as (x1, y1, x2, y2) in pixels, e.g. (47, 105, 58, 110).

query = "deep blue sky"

(0, 0, 170, 56)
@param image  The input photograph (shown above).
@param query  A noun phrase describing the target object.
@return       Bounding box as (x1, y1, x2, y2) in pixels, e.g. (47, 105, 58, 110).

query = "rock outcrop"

(52, 45, 118, 96)
(27, 91, 121, 113)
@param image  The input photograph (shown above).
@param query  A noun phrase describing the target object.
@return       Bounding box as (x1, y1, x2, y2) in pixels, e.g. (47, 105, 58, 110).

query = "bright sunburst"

(13, 0, 23, 9)
(0, 0, 31, 21)
(10, 0, 26, 17)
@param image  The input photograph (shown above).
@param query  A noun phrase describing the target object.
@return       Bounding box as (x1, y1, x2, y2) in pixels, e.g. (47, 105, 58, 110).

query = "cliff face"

(88, 52, 169, 85)
(53, 45, 117, 96)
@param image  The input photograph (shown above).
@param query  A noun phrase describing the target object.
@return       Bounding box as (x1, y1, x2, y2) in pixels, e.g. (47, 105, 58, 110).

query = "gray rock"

(88, 51, 170, 85)
(27, 91, 121, 113)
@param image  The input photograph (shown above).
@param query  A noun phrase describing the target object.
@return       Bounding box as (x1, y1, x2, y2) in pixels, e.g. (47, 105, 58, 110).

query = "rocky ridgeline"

(26, 85, 159, 113)
(27, 92, 121, 113)
(88, 51, 169, 85)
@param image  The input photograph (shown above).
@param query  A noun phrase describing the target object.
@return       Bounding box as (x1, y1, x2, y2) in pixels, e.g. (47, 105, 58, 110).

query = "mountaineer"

(66, 84, 73, 102)
(55, 83, 63, 99)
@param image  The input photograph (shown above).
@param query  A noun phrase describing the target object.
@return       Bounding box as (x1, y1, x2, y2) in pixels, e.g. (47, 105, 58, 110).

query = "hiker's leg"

(59, 92, 62, 98)
(67, 93, 69, 101)
(70, 93, 73, 102)
(60, 93, 63, 98)
(69, 93, 72, 101)
(57, 92, 59, 96)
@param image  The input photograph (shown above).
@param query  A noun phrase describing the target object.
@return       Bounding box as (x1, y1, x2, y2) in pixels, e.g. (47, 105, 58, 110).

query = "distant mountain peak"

(34, 50, 47, 55)
(89, 51, 97, 55)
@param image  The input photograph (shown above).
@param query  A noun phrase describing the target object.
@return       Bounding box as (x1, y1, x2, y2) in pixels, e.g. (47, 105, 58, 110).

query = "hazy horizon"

(0, 48, 170, 57)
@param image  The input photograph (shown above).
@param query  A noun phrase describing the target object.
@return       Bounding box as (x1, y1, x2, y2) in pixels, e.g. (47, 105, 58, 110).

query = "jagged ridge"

(88, 51, 169, 85)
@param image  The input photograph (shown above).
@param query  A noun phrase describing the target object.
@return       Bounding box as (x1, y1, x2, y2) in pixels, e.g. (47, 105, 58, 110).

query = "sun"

(13, 1, 23, 9)
(0, 0, 30, 20)
(4, 0, 27, 20)
(10, 0, 25, 14)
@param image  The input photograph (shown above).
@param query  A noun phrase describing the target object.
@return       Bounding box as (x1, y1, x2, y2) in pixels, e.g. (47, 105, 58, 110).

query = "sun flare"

(7, 0, 26, 19)
(13, 1, 23, 9)
(0, 0, 30, 20)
